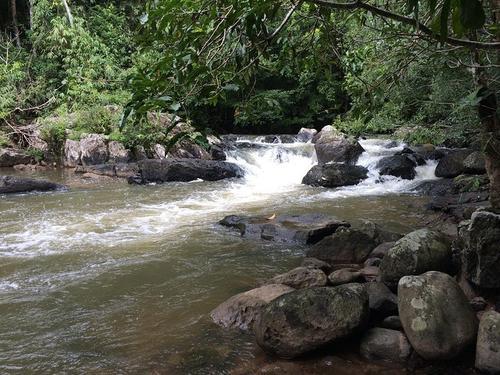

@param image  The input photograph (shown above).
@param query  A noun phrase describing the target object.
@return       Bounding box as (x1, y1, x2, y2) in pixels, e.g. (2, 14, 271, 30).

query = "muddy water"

(0, 139, 434, 374)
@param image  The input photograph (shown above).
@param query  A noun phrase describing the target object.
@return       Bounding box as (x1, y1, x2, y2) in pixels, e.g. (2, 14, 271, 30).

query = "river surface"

(0, 138, 438, 374)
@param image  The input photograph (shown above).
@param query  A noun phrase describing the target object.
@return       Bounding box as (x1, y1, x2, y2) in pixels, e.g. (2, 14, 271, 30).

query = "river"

(0, 138, 437, 373)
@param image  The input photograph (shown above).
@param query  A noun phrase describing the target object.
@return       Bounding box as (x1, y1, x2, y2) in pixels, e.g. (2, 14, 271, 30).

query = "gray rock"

(0, 148, 31, 167)
(129, 158, 244, 184)
(266, 267, 327, 289)
(380, 316, 403, 331)
(0, 175, 66, 194)
(370, 242, 396, 259)
(380, 229, 452, 287)
(169, 138, 211, 159)
(301, 257, 333, 274)
(219, 214, 349, 245)
(306, 227, 377, 265)
(80, 134, 108, 166)
(459, 208, 500, 289)
(376, 155, 417, 180)
(355, 221, 403, 244)
(108, 141, 131, 164)
(254, 284, 369, 358)
(435, 149, 473, 178)
(312, 125, 365, 165)
(463, 151, 486, 174)
(360, 265, 380, 282)
(328, 268, 362, 286)
(398, 271, 478, 360)
(152, 143, 166, 159)
(210, 284, 294, 331)
(302, 163, 368, 188)
(296, 128, 318, 143)
(365, 282, 398, 318)
(63, 140, 81, 167)
(364, 257, 381, 267)
(360, 328, 411, 362)
(476, 311, 500, 373)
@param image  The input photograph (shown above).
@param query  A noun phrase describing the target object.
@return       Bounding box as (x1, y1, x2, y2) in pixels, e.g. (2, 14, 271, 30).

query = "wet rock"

(301, 257, 333, 274)
(355, 221, 403, 244)
(209, 144, 226, 161)
(360, 328, 411, 362)
(219, 214, 349, 245)
(263, 135, 280, 144)
(463, 151, 486, 174)
(80, 134, 108, 166)
(75, 164, 116, 177)
(312, 125, 364, 165)
(413, 179, 454, 196)
(254, 284, 369, 358)
(398, 271, 478, 360)
(435, 149, 473, 178)
(328, 268, 362, 286)
(306, 228, 377, 265)
(376, 155, 416, 180)
(459, 208, 500, 288)
(130, 158, 244, 184)
(63, 140, 81, 167)
(296, 128, 317, 143)
(476, 311, 500, 373)
(380, 316, 403, 331)
(380, 229, 452, 287)
(152, 144, 166, 159)
(0, 148, 31, 167)
(133, 145, 148, 161)
(0, 175, 66, 194)
(115, 163, 139, 178)
(365, 282, 398, 318)
(370, 242, 396, 259)
(302, 163, 368, 188)
(210, 284, 294, 331)
(265, 267, 327, 289)
(108, 141, 131, 163)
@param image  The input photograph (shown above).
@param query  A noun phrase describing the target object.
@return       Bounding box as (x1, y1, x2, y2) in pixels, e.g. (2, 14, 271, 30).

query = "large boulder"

(376, 155, 416, 180)
(0, 148, 31, 167)
(296, 128, 318, 143)
(380, 229, 452, 287)
(210, 284, 294, 332)
(306, 228, 377, 265)
(302, 163, 368, 188)
(459, 208, 500, 288)
(107, 141, 131, 163)
(360, 328, 412, 362)
(398, 271, 478, 360)
(435, 149, 473, 178)
(265, 267, 327, 289)
(312, 125, 364, 165)
(80, 134, 109, 166)
(476, 311, 500, 373)
(0, 175, 66, 194)
(463, 151, 486, 174)
(219, 214, 349, 245)
(254, 284, 369, 358)
(169, 138, 212, 159)
(63, 139, 81, 167)
(129, 158, 244, 184)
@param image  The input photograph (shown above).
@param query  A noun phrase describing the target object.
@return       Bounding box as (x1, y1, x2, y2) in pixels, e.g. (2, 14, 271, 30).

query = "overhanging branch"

(307, 0, 500, 50)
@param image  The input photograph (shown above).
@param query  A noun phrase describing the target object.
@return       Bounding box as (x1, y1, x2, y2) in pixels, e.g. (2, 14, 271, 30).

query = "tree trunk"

(10, 0, 21, 47)
(61, 0, 74, 27)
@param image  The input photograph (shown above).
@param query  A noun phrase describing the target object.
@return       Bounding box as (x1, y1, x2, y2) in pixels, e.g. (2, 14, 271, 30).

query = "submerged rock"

(0, 175, 66, 194)
(219, 213, 349, 245)
(459, 208, 500, 288)
(360, 328, 411, 362)
(0, 148, 31, 167)
(254, 283, 369, 358)
(380, 229, 452, 287)
(476, 311, 500, 373)
(302, 163, 368, 188)
(306, 228, 377, 265)
(398, 271, 478, 360)
(265, 267, 327, 289)
(210, 284, 294, 332)
(129, 158, 244, 184)
(376, 155, 416, 180)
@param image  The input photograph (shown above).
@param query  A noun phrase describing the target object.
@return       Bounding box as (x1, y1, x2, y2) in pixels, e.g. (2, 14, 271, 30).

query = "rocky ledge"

(211, 210, 500, 373)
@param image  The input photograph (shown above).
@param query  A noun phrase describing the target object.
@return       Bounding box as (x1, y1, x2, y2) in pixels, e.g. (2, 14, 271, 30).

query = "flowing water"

(0, 138, 438, 374)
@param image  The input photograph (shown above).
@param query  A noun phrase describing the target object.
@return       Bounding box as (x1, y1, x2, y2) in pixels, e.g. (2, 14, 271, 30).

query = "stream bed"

(0, 138, 437, 374)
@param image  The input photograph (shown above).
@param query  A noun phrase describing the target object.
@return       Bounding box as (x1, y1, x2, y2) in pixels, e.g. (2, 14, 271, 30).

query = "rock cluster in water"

(212, 210, 500, 373)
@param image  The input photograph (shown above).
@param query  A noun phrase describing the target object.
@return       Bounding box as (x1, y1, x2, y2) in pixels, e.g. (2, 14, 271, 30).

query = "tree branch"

(267, 1, 303, 40)
(307, 0, 500, 50)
